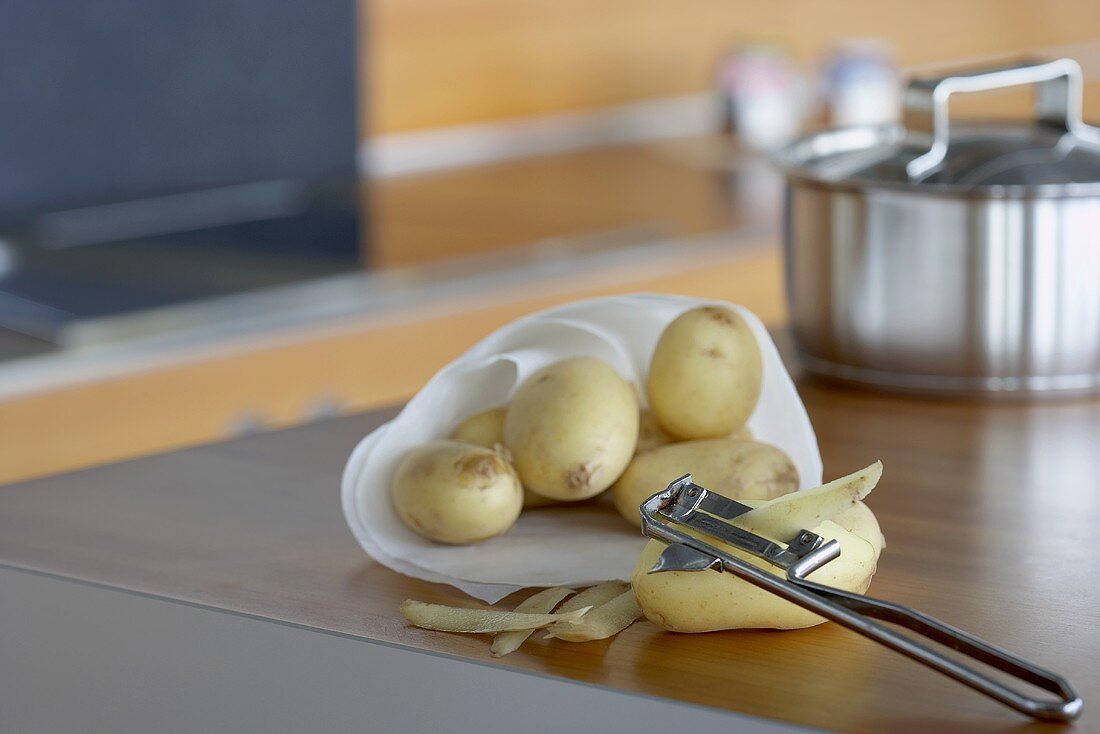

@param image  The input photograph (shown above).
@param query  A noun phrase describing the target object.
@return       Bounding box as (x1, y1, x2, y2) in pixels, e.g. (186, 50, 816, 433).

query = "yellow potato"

(833, 501, 885, 561)
(631, 519, 877, 632)
(637, 409, 675, 453)
(451, 407, 562, 507)
(631, 463, 885, 632)
(729, 463, 884, 560)
(611, 439, 798, 525)
(522, 487, 561, 508)
(637, 408, 752, 455)
(392, 441, 522, 544)
(504, 358, 639, 500)
(647, 306, 762, 440)
(732, 461, 880, 541)
(452, 408, 506, 448)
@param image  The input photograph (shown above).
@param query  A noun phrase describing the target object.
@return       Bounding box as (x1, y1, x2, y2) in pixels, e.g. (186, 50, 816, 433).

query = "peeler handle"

(639, 487, 1082, 722)
(788, 575, 1083, 722)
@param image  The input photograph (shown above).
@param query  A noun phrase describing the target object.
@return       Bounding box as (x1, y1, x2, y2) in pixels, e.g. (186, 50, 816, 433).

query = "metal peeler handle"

(787, 546, 1082, 722)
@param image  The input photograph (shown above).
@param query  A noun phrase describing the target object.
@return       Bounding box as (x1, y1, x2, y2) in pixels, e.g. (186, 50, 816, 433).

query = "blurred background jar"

(715, 44, 808, 152)
(818, 39, 901, 127)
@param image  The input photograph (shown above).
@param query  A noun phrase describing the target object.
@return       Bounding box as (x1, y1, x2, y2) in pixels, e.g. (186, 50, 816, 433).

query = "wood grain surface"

(368, 0, 1100, 134)
(2, 373, 1099, 732)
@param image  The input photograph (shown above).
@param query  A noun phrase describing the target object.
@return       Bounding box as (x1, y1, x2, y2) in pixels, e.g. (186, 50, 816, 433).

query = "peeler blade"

(648, 542, 722, 574)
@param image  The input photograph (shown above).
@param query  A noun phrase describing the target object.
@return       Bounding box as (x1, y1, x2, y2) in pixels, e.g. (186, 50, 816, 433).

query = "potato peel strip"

(545, 590, 643, 642)
(733, 461, 882, 540)
(400, 599, 589, 634)
(556, 580, 628, 614)
(490, 587, 575, 657)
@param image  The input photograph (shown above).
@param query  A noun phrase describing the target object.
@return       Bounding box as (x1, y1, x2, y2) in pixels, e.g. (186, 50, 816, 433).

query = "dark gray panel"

(0, 1, 358, 220)
(0, 568, 816, 734)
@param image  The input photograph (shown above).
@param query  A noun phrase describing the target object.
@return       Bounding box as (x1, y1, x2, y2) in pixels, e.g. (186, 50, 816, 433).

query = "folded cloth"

(341, 294, 821, 602)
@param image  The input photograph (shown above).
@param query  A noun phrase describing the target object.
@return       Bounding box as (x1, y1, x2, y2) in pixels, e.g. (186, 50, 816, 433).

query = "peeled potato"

(631, 519, 877, 632)
(631, 463, 884, 632)
(392, 441, 522, 544)
(730, 464, 884, 562)
(504, 358, 639, 501)
(833, 501, 885, 561)
(452, 408, 506, 448)
(611, 439, 798, 525)
(647, 306, 762, 440)
(732, 461, 880, 541)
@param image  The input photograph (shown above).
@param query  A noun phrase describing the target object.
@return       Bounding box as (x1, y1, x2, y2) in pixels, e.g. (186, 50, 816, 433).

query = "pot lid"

(785, 58, 1100, 196)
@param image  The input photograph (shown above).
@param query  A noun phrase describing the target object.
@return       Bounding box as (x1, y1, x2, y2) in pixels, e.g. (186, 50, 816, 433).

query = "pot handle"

(904, 58, 1100, 179)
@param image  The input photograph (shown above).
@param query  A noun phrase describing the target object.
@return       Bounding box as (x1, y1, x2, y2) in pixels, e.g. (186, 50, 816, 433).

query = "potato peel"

(556, 580, 628, 614)
(400, 599, 590, 634)
(490, 587, 575, 657)
(732, 461, 882, 540)
(545, 589, 642, 642)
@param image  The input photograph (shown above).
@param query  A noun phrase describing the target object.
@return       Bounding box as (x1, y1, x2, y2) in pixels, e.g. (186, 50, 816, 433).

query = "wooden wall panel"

(366, 0, 1100, 135)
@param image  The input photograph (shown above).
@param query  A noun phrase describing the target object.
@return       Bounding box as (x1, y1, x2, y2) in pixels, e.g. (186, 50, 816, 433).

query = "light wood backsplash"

(367, 0, 1100, 135)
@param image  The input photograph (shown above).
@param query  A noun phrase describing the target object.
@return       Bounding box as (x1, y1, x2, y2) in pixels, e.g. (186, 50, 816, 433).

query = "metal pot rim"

(780, 122, 1100, 200)
(783, 59, 1100, 200)
(783, 167, 1100, 200)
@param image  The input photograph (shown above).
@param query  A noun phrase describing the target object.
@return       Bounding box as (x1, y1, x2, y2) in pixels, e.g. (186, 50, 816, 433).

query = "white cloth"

(341, 294, 821, 602)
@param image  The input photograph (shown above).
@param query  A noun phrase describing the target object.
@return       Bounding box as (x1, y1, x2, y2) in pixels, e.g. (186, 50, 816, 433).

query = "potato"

(647, 306, 762, 440)
(833, 501, 885, 561)
(522, 487, 561, 508)
(631, 519, 877, 632)
(392, 441, 522, 544)
(611, 439, 798, 525)
(732, 461, 880, 541)
(451, 407, 563, 507)
(637, 409, 751, 455)
(631, 463, 884, 632)
(731, 463, 885, 560)
(452, 407, 506, 448)
(730, 425, 753, 442)
(504, 358, 639, 500)
(637, 409, 675, 453)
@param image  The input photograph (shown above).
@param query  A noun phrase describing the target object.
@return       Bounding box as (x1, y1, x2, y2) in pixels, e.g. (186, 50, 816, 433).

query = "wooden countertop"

(2, 371, 1098, 732)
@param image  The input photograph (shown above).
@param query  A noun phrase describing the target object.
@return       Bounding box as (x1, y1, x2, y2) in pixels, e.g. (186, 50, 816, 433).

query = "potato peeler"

(640, 475, 1083, 722)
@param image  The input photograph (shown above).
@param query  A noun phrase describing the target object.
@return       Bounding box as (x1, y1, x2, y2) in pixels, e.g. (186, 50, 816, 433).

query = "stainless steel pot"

(781, 59, 1100, 395)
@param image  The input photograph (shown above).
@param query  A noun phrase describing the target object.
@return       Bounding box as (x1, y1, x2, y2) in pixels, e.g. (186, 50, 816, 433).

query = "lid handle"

(904, 58, 1100, 180)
